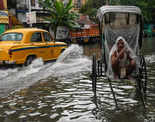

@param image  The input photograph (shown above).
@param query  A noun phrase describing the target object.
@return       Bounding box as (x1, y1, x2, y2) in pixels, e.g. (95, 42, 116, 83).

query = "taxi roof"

(4, 28, 48, 33)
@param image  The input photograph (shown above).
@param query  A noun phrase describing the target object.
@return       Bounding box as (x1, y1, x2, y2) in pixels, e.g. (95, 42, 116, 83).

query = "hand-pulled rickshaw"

(91, 5, 147, 108)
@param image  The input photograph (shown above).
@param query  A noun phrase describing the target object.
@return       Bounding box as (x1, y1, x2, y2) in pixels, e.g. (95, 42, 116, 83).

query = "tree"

(110, 0, 155, 22)
(79, 0, 105, 22)
(39, 0, 79, 40)
(80, 0, 155, 23)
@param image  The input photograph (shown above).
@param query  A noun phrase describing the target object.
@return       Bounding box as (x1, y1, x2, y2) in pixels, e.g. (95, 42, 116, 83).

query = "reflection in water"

(0, 38, 154, 122)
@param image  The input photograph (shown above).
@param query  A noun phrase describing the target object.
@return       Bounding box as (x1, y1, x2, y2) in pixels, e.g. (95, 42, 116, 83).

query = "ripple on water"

(4, 110, 16, 115)
(29, 112, 41, 117)
(58, 114, 102, 122)
(50, 113, 59, 119)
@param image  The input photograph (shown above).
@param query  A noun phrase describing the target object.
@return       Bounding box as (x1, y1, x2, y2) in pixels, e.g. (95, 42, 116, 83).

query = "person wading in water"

(110, 36, 136, 79)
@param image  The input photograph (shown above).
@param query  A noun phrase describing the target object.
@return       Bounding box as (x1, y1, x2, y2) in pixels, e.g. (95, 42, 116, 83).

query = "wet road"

(0, 38, 155, 122)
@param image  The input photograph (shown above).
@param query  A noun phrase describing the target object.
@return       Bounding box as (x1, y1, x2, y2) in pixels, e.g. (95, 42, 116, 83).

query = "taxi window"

(31, 32, 42, 42)
(0, 33, 23, 41)
(43, 32, 52, 42)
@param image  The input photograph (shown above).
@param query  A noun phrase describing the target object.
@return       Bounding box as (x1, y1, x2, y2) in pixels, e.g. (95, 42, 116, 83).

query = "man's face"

(117, 39, 124, 51)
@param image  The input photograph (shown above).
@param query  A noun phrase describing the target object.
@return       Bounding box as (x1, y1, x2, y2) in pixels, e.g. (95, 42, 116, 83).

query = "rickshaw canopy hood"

(97, 5, 142, 22)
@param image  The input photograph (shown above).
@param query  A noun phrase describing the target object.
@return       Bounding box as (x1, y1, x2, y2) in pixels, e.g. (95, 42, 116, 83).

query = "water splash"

(57, 44, 83, 63)
(0, 44, 92, 96)
(47, 44, 91, 77)
(145, 54, 155, 64)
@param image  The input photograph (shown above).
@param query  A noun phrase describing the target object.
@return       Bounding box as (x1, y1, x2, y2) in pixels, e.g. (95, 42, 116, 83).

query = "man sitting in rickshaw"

(110, 36, 136, 79)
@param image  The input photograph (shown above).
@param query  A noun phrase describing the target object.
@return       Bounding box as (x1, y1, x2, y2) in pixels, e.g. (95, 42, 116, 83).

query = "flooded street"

(0, 38, 155, 122)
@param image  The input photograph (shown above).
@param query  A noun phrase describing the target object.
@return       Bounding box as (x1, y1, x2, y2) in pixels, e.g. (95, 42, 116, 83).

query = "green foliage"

(80, 0, 155, 23)
(110, 0, 155, 22)
(39, 0, 79, 39)
(79, 0, 104, 22)
(39, 0, 54, 9)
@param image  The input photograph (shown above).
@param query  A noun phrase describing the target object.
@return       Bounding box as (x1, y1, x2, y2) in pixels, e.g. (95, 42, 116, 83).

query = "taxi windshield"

(0, 33, 23, 41)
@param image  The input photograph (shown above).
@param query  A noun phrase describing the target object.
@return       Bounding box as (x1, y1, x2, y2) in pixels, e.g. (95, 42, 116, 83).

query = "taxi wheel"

(24, 56, 36, 66)
(61, 49, 65, 53)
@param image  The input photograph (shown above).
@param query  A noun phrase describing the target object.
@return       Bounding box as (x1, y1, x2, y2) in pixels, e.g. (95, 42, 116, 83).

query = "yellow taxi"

(0, 28, 67, 66)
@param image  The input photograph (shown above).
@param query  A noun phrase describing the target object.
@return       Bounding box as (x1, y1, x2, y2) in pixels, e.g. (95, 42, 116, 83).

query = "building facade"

(6, 0, 86, 29)
(0, 0, 8, 34)
(73, 0, 87, 11)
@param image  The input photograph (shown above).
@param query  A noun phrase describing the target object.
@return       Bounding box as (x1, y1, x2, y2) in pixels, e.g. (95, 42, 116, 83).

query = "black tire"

(24, 56, 36, 66)
(61, 49, 65, 53)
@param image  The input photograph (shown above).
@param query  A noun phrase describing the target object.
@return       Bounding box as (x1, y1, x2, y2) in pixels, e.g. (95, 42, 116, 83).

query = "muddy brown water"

(0, 38, 155, 122)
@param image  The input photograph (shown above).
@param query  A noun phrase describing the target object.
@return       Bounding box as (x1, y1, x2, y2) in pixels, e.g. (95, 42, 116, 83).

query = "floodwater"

(0, 38, 155, 122)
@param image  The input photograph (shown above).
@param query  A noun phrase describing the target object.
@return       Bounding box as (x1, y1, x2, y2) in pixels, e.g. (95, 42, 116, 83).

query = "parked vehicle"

(70, 24, 100, 44)
(0, 28, 67, 66)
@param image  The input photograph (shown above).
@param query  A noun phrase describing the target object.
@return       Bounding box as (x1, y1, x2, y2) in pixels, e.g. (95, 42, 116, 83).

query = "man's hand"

(118, 48, 125, 59)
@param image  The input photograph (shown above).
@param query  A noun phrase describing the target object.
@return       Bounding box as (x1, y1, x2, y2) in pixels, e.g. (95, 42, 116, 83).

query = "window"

(0, 33, 23, 41)
(43, 32, 52, 42)
(31, 32, 42, 42)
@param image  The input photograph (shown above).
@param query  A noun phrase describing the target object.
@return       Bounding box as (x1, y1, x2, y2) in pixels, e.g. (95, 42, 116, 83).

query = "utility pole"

(28, 0, 32, 27)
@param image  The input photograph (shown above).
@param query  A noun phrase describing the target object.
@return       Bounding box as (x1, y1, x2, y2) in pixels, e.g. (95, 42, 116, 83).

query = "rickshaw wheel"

(92, 54, 97, 93)
(137, 55, 147, 94)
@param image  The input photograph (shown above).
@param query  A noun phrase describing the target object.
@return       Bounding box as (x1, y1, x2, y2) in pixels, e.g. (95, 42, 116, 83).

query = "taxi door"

(30, 32, 49, 60)
(42, 32, 56, 60)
